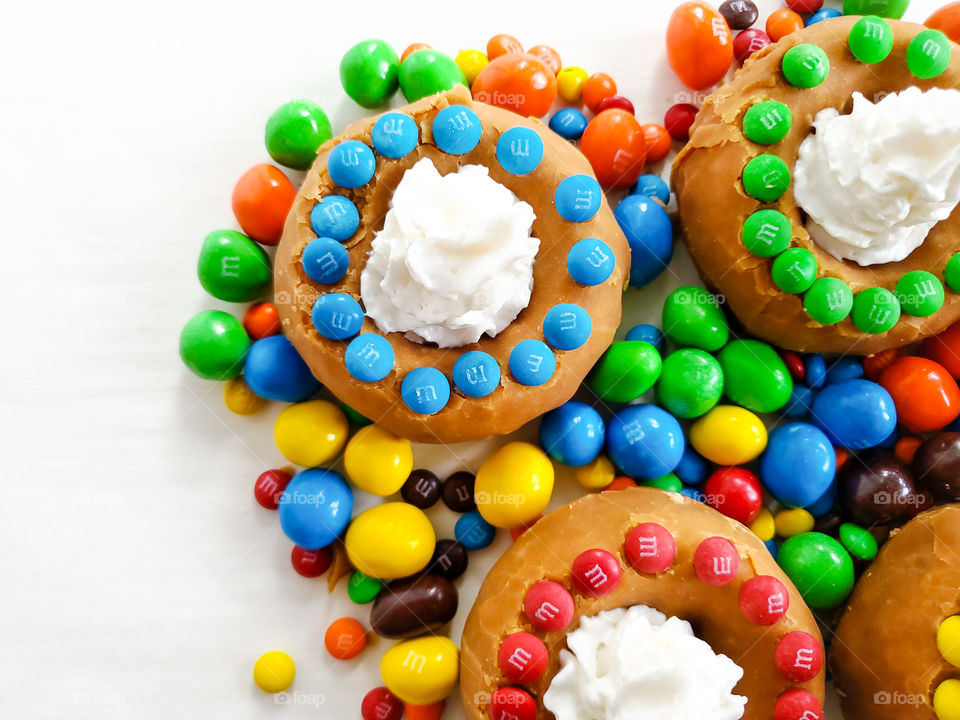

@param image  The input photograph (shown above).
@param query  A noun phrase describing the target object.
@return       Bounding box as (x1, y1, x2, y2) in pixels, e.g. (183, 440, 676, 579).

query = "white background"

(0, 0, 943, 717)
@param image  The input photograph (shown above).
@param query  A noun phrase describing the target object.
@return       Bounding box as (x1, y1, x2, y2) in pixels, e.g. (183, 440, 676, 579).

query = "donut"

(830, 503, 960, 720)
(673, 17, 960, 355)
(274, 86, 630, 444)
(460, 487, 825, 720)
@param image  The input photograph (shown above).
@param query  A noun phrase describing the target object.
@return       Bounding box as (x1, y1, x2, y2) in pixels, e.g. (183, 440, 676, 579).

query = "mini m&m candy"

(454, 511, 496, 550)
(625, 523, 676, 574)
(739, 575, 789, 625)
(775, 631, 823, 683)
(497, 632, 548, 684)
(490, 687, 537, 720)
(254, 469, 291, 510)
(253, 650, 295, 693)
(401, 469, 442, 509)
(242, 302, 280, 340)
(362, 687, 404, 720)
(549, 107, 588, 140)
(441, 472, 476, 513)
(524, 580, 575, 632)
(571, 548, 622, 597)
(291, 545, 331, 577)
(693, 536, 740, 585)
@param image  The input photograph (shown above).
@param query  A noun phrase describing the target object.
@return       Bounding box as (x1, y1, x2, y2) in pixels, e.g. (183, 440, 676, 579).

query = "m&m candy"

(244, 335, 321, 402)
(524, 580, 575, 632)
(778, 532, 854, 609)
(278, 469, 354, 550)
(693, 536, 740, 585)
(253, 651, 295, 693)
(290, 545, 331, 577)
(340, 39, 401, 108)
(703, 467, 763, 524)
(497, 632, 548, 683)
(380, 637, 459, 705)
(254, 469, 291, 510)
(760, 422, 836, 508)
(539, 401, 605, 467)
(690, 405, 767, 465)
(346, 503, 436, 579)
(666, 1, 734, 90)
(475, 442, 554, 528)
(571, 548, 622, 597)
(625, 523, 676, 574)
(325, 617, 367, 660)
(362, 688, 404, 720)
(775, 631, 823, 683)
(264, 99, 332, 170)
(179, 310, 250, 381)
(398, 49, 466, 102)
(273, 399, 349, 467)
(344, 425, 413, 496)
(232, 164, 296, 246)
(197, 229, 271, 302)
(606, 404, 684, 479)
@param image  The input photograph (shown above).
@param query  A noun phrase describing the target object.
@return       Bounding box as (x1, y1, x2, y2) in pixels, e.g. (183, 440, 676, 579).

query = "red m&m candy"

(664, 103, 698, 141)
(773, 689, 823, 720)
(497, 632, 548, 684)
(625, 523, 676, 574)
(291, 545, 331, 577)
(775, 631, 824, 683)
(523, 580, 575, 632)
(596, 95, 635, 115)
(362, 687, 404, 720)
(786, 0, 823, 12)
(254, 469, 291, 510)
(704, 467, 763, 525)
(733, 29, 772, 63)
(571, 548, 622, 597)
(490, 687, 537, 720)
(739, 575, 789, 625)
(693, 536, 740, 585)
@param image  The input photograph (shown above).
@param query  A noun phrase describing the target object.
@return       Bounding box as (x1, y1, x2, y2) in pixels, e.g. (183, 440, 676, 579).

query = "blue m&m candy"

(455, 511, 496, 550)
(631, 174, 670, 205)
(327, 140, 376, 188)
(567, 238, 615, 286)
(760, 422, 836, 508)
(555, 175, 602, 222)
(811, 379, 897, 449)
(539, 401, 605, 466)
(345, 334, 394, 382)
(243, 335, 321, 402)
(674, 445, 708, 485)
(625, 324, 665, 353)
(614, 194, 673, 287)
(804, 354, 827, 388)
(806, 482, 837, 517)
(496, 127, 543, 175)
(825, 357, 864, 385)
(371, 112, 419, 158)
(453, 351, 500, 398)
(310, 195, 360, 242)
(311, 293, 364, 340)
(401, 367, 450, 415)
(807, 7, 841, 24)
(606, 404, 685, 479)
(278, 469, 354, 550)
(509, 339, 556, 386)
(543, 304, 592, 351)
(549, 107, 588, 140)
(783, 385, 815, 418)
(302, 237, 349, 284)
(432, 105, 482, 155)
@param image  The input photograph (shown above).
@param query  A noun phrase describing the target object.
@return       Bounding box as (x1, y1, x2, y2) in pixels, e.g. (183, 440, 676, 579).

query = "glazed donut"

(460, 487, 825, 720)
(274, 87, 630, 444)
(830, 503, 960, 720)
(673, 17, 960, 355)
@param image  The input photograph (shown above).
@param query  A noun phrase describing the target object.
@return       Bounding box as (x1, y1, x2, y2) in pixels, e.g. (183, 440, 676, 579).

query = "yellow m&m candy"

(454, 49, 488, 85)
(344, 425, 413, 496)
(934, 679, 960, 720)
(774, 508, 815, 538)
(345, 503, 436, 579)
(475, 442, 554, 528)
(380, 637, 459, 705)
(223, 375, 267, 415)
(274, 400, 348, 467)
(939, 616, 960, 668)
(557, 66, 589, 103)
(253, 651, 295, 693)
(690, 405, 767, 465)
(574, 455, 616, 491)
(750, 507, 776, 542)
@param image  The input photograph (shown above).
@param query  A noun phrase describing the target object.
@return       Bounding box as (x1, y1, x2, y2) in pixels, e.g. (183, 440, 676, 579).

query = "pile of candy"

(176, 0, 960, 715)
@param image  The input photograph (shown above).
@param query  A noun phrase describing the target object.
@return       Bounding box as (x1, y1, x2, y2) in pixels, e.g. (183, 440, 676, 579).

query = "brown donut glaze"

(673, 17, 960, 355)
(274, 87, 630, 444)
(830, 503, 960, 720)
(459, 487, 824, 720)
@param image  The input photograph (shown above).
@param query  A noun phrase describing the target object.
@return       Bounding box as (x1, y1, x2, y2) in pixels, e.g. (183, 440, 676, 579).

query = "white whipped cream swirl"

(793, 87, 960, 266)
(360, 157, 539, 348)
(543, 605, 746, 720)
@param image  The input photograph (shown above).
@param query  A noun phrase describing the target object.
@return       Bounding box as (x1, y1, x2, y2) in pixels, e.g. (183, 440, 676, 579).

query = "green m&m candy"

(843, 0, 910, 18)
(662, 286, 730, 352)
(778, 532, 855, 609)
(179, 310, 251, 380)
(804, 277, 853, 325)
(642, 474, 683, 493)
(946, 253, 960, 292)
(264, 100, 332, 171)
(717, 339, 793, 413)
(588, 341, 663, 403)
(848, 16, 894, 64)
(782, 44, 830, 88)
(838, 522, 878, 561)
(743, 100, 792, 144)
(398, 49, 467, 103)
(852, 287, 901, 334)
(347, 570, 383, 604)
(907, 29, 951, 79)
(340, 39, 401, 108)
(772, 247, 817, 294)
(742, 209, 791, 257)
(342, 403, 373, 427)
(656, 349, 724, 419)
(743, 154, 791, 202)
(896, 270, 945, 316)
(197, 229, 272, 302)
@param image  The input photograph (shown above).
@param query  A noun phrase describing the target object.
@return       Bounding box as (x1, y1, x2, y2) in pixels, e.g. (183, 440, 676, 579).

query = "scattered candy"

(362, 687, 404, 720)
(556, 66, 589, 103)
(441, 471, 477, 513)
(656, 348, 724, 418)
(454, 49, 489, 84)
(371, 574, 458, 639)
(346, 503, 436, 579)
(582, 72, 617, 113)
(223, 375, 266, 415)
(664, 102, 698, 141)
(734, 29, 772, 63)
(325, 617, 367, 660)
(666, 1, 734, 90)
(881, 356, 960, 432)
(264, 99, 332, 170)
(242, 302, 280, 340)
(606, 404, 684, 479)
(179, 310, 250, 380)
(197, 229, 271, 302)
(486, 33, 523, 60)
(807, 7, 842, 24)
(574, 455, 617, 490)
(527, 44, 562, 75)
(340, 39, 400, 108)
(595, 94, 635, 115)
(927, 1, 960, 42)
(291, 545, 331, 577)
(253, 651, 295, 693)
(761, 422, 836, 508)
(278, 469, 353, 550)
(690, 405, 767, 465)
(750, 507, 776, 542)
(704, 467, 763, 524)
(571, 548, 622, 596)
(838, 522, 878, 561)
(344, 425, 413, 496)
(231, 164, 296, 246)
(615, 193, 674, 287)
(255, 469, 291, 510)
(766, 8, 805, 42)
(540, 401, 605, 467)
(843, 0, 909, 19)
(720, 0, 759, 29)
(475, 442, 554, 528)
(774, 508, 816, 538)
(589, 341, 662, 403)
(398, 49, 466, 103)
(428, 539, 469, 581)
(245, 335, 321, 402)
(455, 511, 497, 550)
(839, 449, 922, 526)
(581, 109, 646, 189)
(633, 173, 670, 204)
(349, 571, 385, 605)
(401, 469, 442, 509)
(662, 286, 729, 352)
(273, 400, 348, 467)
(811, 379, 897, 449)
(380, 636, 459, 705)
(914, 433, 960, 503)
(404, 701, 446, 720)
(549, 107, 588, 140)
(777, 532, 854, 609)
(472, 53, 557, 117)
(718, 339, 792, 413)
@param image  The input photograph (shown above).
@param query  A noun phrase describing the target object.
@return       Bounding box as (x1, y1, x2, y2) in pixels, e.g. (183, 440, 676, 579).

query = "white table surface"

(0, 0, 944, 717)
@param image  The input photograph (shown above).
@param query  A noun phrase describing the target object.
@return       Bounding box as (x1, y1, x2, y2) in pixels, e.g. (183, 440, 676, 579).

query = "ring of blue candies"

(284, 99, 629, 426)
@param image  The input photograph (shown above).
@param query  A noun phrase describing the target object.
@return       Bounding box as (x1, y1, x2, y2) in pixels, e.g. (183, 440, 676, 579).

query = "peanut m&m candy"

(380, 636, 459, 705)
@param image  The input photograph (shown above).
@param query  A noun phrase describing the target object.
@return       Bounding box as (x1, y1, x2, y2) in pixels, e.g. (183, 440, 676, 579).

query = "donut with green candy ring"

(673, 16, 960, 355)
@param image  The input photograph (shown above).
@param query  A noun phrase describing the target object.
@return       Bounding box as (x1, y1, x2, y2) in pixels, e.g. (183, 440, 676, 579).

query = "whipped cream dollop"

(360, 157, 539, 347)
(542, 605, 746, 720)
(793, 87, 960, 266)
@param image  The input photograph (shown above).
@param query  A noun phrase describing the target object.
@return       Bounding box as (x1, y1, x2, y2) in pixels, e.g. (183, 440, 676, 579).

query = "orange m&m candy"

(922, 320, 960, 378)
(927, 2, 960, 43)
(880, 356, 960, 433)
(486, 33, 523, 60)
(641, 123, 672, 163)
(666, 1, 733, 90)
(324, 617, 367, 660)
(404, 700, 446, 720)
(580, 109, 647, 189)
(401, 43, 431, 63)
(766, 8, 804, 42)
(472, 53, 557, 118)
(242, 302, 280, 340)
(231, 164, 296, 246)
(527, 44, 562, 75)
(581, 72, 617, 113)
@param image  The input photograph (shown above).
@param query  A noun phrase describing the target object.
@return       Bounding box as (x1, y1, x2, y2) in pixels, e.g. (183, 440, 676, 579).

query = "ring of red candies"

(488, 523, 825, 720)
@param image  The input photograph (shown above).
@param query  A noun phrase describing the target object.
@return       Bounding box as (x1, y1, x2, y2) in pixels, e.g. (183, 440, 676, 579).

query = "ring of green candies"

(738, 17, 955, 335)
